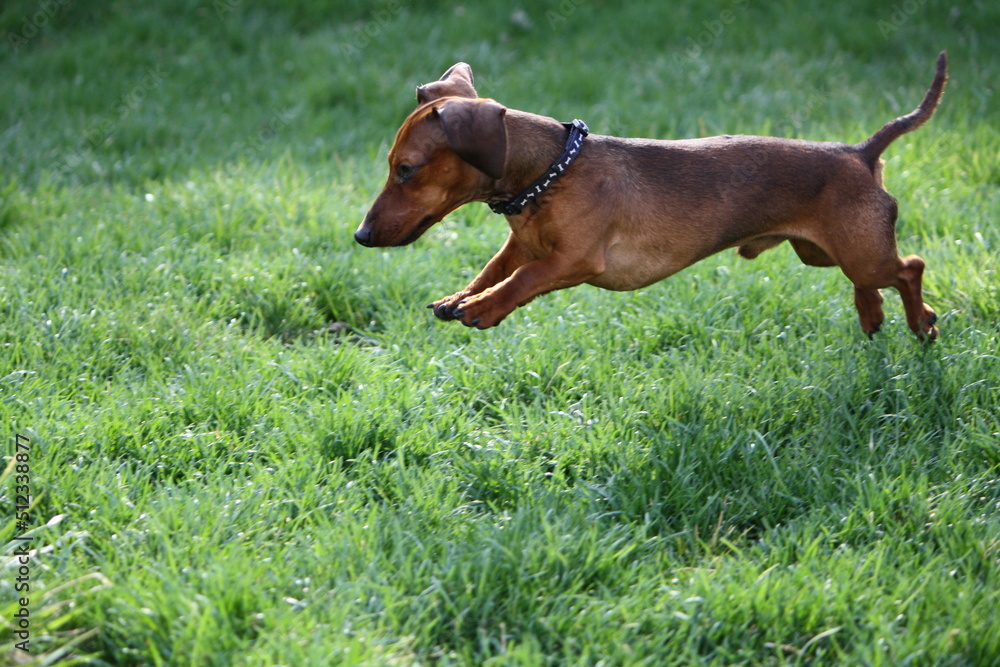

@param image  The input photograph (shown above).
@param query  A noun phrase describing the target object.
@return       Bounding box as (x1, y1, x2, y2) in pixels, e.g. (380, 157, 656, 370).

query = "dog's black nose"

(354, 227, 373, 247)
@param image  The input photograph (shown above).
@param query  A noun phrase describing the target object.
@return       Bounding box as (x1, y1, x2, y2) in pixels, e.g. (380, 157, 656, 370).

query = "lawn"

(1, 0, 999, 664)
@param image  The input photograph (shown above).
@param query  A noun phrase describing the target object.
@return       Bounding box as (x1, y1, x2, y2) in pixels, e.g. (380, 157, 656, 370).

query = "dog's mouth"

(397, 214, 437, 246)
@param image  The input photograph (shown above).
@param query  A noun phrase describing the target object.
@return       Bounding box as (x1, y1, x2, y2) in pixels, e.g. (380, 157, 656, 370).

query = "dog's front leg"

(430, 232, 534, 320)
(449, 249, 604, 329)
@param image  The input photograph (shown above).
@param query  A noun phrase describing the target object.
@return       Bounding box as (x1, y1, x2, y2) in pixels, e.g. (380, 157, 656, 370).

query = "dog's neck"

(493, 110, 573, 201)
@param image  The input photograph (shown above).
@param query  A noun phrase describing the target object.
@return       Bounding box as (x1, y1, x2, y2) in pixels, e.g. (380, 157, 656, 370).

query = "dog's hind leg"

(842, 251, 937, 342)
(892, 254, 938, 341)
(853, 287, 885, 338)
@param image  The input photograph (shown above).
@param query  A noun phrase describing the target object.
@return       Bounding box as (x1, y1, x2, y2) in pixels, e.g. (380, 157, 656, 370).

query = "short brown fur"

(356, 54, 947, 340)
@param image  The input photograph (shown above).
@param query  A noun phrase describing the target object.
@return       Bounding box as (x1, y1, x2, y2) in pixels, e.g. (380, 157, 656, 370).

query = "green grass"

(1, 0, 999, 664)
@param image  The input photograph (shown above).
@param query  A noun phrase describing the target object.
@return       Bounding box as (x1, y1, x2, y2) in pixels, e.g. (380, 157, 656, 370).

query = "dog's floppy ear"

(434, 98, 508, 180)
(416, 62, 478, 104)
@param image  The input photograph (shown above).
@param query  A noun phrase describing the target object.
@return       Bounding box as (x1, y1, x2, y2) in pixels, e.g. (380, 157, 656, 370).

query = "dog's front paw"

(450, 291, 512, 329)
(428, 291, 470, 321)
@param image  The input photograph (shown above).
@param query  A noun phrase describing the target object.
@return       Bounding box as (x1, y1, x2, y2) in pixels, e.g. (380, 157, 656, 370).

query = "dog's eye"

(397, 164, 417, 181)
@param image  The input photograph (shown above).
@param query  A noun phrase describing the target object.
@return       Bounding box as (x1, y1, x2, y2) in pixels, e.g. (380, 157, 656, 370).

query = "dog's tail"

(855, 51, 947, 168)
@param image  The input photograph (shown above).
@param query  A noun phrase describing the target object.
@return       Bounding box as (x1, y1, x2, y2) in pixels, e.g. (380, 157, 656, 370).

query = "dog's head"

(355, 63, 508, 247)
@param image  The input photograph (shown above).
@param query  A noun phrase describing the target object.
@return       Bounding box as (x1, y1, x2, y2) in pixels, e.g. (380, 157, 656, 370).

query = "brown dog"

(356, 54, 946, 340)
